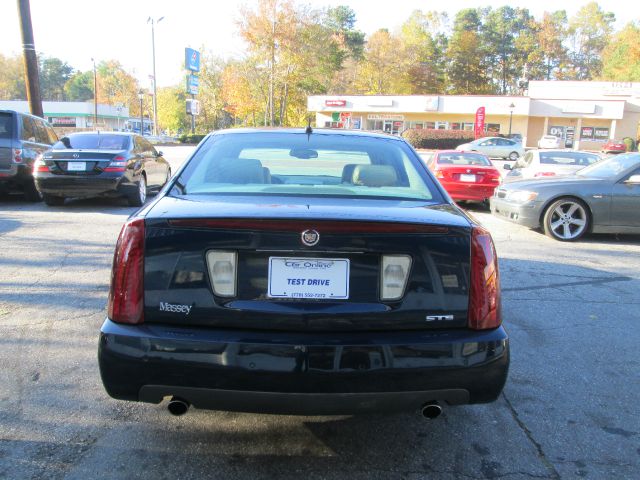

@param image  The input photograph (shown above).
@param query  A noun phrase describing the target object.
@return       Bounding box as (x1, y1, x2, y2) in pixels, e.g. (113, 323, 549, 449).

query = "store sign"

(565, 127, 575, 147)
(594, 128, 609, 141)
(186, 74, 199, 95)
(548, 126, 565, 137)
(424, 96, 439, 111)
(367, 114, 404, 120)
(185, 48, 201, 72)
(50, 117, 76, 127)
(580, 127, 594, 139)
(474, 107, 485, 139)
(603, 82, 640, 96)
(325, 99, 346, 107)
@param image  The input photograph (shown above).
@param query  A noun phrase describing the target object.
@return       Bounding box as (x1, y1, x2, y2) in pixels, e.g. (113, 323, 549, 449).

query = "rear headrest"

(352, 165, 398, 187)
(208, 158, 265, 184)
(341, 164, 358, 183)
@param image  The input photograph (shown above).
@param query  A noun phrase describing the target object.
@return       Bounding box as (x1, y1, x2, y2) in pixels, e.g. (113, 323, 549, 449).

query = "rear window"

(539, 152, 600, 166)
(437, 152, 491, 166)
(175, 132, 441, 202)
(0, 113, 13, 139)
(53, 134, 129, 150)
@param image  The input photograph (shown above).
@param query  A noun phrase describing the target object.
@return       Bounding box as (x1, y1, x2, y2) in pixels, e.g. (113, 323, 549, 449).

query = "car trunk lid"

(142, 196, 473, 332)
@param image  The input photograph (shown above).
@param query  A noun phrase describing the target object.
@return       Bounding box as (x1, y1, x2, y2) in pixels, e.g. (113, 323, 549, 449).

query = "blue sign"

(186, 74, 199, 95)
(185, 48, 200, 72)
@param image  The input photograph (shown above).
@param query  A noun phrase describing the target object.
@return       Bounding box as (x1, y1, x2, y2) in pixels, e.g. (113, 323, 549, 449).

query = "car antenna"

(305, 117, 313, 136)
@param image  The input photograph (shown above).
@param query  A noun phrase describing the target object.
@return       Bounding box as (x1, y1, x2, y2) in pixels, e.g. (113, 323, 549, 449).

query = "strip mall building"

(308, 81, 640, 150)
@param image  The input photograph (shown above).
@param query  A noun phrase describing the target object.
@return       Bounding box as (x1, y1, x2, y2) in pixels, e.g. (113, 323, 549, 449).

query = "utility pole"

(148, 17, 164, 136)
(16, 0, 43, 118)
(91, 58, 98, 129)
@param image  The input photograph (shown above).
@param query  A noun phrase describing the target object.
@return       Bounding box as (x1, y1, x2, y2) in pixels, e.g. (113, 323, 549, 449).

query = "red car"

(426, 150, 501, 203)
(601, 139, 627, 154)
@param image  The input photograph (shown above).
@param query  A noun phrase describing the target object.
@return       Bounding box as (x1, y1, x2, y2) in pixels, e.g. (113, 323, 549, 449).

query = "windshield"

(577, 153, 640, 178)
(175, 132, 442, 202)
(438, 152, 491, 166)
(53, 134, 129, 150)
(539, 151, 599, 166)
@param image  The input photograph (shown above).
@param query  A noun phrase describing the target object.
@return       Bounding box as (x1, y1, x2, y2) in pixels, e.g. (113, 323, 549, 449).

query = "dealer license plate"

(268, 257, 350, 299)
(460, 174, 476, 182)
(67, 162, 86, 171)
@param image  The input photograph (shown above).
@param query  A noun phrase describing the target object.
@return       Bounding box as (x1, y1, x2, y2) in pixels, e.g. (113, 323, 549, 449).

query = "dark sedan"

(98, 128, 508, 419)
(34, 132, 171, 206)
(491, 153, 640, 241)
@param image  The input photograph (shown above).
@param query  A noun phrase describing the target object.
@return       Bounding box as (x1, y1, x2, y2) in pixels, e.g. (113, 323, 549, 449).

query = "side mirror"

(625, 174, 640, 184)
(156, 151, 163, 157)
(503, 164, 512, 170)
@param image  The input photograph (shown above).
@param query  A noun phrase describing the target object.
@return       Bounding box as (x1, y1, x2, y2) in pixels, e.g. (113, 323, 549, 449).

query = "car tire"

(543, 197, 590, 241)
(42, 194, 65, 206)
(128, 174, 147, 207)
(508, 151, 519, 161)
(23, 179, 42, 202)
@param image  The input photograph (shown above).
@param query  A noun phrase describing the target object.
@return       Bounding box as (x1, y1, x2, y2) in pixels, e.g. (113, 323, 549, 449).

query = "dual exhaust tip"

(167, 397, 442, 419)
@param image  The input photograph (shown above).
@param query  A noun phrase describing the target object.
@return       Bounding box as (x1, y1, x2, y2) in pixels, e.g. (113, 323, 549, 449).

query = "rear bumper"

(35, 174, 131, 198)
(442, 182, 498, 202)
(0, 164, 32, 188)
(98, 319, 509, 415)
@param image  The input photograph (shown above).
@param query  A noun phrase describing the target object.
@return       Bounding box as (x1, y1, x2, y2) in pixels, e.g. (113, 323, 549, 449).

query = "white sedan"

(538, 135, 563, 149)
(502, 150, 602, 183)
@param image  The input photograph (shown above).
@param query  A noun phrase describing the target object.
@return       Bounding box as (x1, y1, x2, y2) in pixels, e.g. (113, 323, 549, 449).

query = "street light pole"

(138, 90, 144, 136)
(91, 58, 98, 129)
(508, 102, 515, 136)
(148, 16, 164, 136)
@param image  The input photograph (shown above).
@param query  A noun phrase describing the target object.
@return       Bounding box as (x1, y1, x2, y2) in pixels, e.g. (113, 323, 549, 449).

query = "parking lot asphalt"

(0, 145, 638, 479)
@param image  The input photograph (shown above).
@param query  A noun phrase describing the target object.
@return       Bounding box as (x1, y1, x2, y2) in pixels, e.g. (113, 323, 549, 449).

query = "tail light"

(434, 169, 444, 179)
(108, 218, 145, 324)
(206, 251, 237, 297)
(380, 255, 412, 301)
(33, 155, 49, 173)
(468, 226, 501, 330)
(13, 149, 22, 163)
(105, 155, 127, 172)
(534, 172, 556, 177)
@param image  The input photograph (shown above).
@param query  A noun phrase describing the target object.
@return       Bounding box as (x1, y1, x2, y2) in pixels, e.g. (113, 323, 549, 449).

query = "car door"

(138, 137, 162, 186)
(477, 139, 497, 157)
(609, 168, 640, 227)
(507, 151, 534, 181)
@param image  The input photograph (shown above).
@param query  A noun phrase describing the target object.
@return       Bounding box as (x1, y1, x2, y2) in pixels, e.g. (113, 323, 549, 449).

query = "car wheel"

(42, 194, 65, 206)
(508, 151, 519, 161)
(543, 197, 590, 241)
(23, 179, 42, 202)
(128, 174, 147, 207)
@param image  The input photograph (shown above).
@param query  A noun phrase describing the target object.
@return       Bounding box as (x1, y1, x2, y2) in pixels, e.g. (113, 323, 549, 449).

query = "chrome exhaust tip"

(167, 397, 190, 416)
(421, 402, 442, 419)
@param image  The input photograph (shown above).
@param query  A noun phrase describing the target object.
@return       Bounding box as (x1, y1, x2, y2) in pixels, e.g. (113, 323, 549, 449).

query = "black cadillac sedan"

(34, 132, 171, 206)
(98, 128, 509, 418)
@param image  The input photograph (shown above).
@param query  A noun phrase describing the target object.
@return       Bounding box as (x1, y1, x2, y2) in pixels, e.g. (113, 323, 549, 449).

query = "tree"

(446, 9, 494, 94)
(64, 71, 93, 101)
(601, 22, 640, 81)
(399, 10, 448, 94)
(483, 6, 536, 94)
(96, 60, 141, 119)
(529, 11, 569, 80)
(566, 2, 615, 79)
(39, 56, 73, 101)
(156, 86, 189, 134)
(0, 54, 26, 100)
(195, 51, 231, 132)
(356, 29, 409, 94)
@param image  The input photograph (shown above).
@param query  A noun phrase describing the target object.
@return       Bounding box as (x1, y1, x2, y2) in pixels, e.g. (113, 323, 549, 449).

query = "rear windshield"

(175, 132, 441, 202)
(53, 134, 129, 150)
(437, 152, 491, 166)
(0, 113, 13, 139)
(539, 151, 600, 166)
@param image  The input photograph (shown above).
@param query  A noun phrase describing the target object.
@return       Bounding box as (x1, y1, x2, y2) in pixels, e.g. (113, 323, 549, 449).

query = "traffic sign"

(185, 48, 201, 72)
(186, 99, 200, 116)
(186, 74, 199, 95)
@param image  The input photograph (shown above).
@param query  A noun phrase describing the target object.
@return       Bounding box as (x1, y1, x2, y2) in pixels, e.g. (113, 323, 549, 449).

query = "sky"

(0, 0, 632, 90)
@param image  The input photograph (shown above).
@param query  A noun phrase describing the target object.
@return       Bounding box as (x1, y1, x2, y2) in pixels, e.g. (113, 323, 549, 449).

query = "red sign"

(474, 107, 485, 139)
(325, 99, 347, 107)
